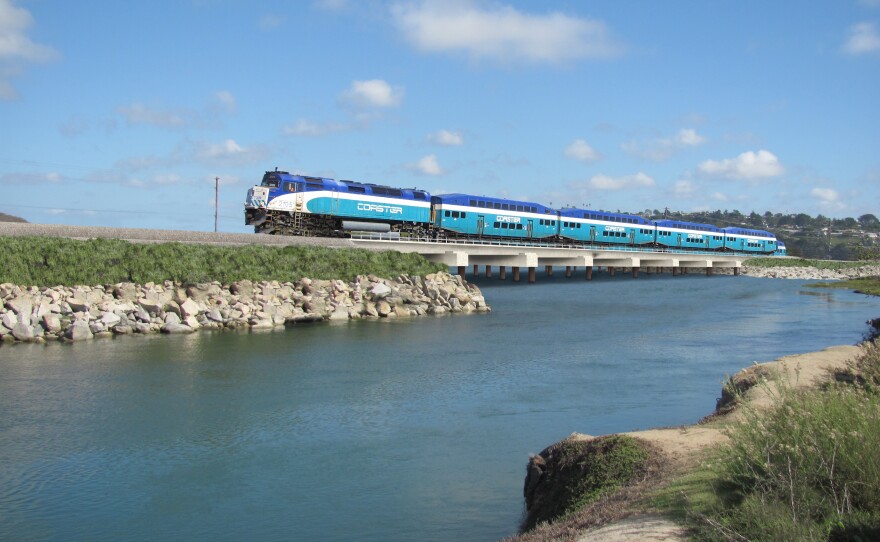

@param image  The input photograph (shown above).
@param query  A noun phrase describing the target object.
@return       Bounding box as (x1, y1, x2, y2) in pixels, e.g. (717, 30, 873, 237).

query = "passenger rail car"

(558, 208, 655, 246)
(653, 220, 726, 251)
(244, 169, 783, 257)
(431, 194, 557, 240)
(722, 227, 778, 254)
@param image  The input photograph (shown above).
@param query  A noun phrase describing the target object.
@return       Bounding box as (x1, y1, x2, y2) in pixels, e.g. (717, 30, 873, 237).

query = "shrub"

(701, 382, 880, 541)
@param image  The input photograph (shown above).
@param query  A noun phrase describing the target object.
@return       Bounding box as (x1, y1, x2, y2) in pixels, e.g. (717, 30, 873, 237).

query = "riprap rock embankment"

(0, 272, 489, 344)
(713, 263, 880, 280)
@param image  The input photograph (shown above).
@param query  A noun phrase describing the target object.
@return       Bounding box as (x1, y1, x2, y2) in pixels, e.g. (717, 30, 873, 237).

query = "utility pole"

(214, 176, 219, 233)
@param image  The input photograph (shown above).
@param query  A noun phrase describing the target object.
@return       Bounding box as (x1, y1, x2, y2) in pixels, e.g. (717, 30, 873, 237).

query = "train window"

(347, 185, 366, 194)
(517, 224, 524, 230)
(478, 201, 486, 208)
(283, 182, 296, 192)
(577, 224, 581, 228)
(444, 210, 450, 217)
(461, 212, 467, 218)
(306, 182, 323, 190)
(552, 221, 556, 226)
(262, 178, 280, 188)
(452, 211, 460, 218)
(413, 191, 426, 200)
(531, 207, 537, 213)
(494, 222, 500, 228)
(493, 202, 501, 209)
(501, 223, 508, 229)
(501, 204, 509, 210)
(470, 200, 476, 206)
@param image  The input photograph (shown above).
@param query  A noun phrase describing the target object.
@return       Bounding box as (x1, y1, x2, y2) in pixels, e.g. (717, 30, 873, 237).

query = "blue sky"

(1, 0, 878, 233)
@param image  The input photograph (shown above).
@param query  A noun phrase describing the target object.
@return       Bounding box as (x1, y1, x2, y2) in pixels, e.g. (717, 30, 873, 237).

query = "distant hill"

(0, 212, 27, 223)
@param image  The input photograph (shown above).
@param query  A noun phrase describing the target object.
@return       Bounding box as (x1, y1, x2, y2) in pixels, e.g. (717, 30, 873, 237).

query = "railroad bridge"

(350, 236, 745, 283)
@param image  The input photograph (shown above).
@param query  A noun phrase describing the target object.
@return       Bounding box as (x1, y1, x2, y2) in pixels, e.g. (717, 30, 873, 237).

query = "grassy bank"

(809, 277, 880, 297)
(0, 236, 447, 286)
(656, 342, 880, 541)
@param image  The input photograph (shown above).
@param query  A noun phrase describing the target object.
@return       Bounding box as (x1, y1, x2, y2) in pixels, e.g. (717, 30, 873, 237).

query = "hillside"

(0, 213, 27, 223)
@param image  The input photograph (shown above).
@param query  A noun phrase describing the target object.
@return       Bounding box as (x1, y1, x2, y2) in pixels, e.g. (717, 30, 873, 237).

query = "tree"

(795, 213, 812, 228)
(859, 214, 879, 229)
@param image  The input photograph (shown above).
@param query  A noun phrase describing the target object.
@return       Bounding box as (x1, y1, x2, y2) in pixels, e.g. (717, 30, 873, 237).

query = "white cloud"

(313, 0, 350, 11)
(212, 90, 236, 113)
(390, 0, 622, 64)
(564, 139, 602, 162)
(411, 154, 445, 175)
(589, 172, 655, 190)
(0, 0, 58, 100)
(190, 139, 269, 167)
(697, 150, 784, 180)
(340, 79, 404, 108)
(282, 118, 350, 137)
(673, 179, 696, 196)
(428, 129, 464, 146)
(0, 171, 63, 184)
(258, 14, 285, 28)
(117, 103, 188, 128)
(843, 21, 880, 54)
(116, 92, 237, 129)
(622, 128, 706, 162)
(676, 128, 705, 146)
(811, 187, 839, 203)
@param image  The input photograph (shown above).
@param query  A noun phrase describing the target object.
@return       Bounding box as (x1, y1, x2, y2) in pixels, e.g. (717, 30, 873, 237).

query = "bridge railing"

(348, 232, 761, 258)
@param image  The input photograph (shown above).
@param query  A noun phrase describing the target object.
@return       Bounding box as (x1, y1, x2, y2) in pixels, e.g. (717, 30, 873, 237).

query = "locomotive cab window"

(262, 178, 280, 188)
(283, 182, 297, 192)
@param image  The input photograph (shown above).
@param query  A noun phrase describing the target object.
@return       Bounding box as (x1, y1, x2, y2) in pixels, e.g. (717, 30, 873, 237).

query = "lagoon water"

(1, 273, 878, 541)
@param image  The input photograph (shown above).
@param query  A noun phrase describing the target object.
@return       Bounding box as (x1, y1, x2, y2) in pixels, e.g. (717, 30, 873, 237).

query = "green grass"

(745, 257, 880, 270)
(0, 236, 447, 286)
(808, 277, 880, 297)
(522, 435, 654, 532)
(656, 342, 880, 542)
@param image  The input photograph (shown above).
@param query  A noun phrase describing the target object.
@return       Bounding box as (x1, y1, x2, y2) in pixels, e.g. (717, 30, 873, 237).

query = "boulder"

(377, 301, 392, 317)
(5, 296, 34, 318)
(370, 283, 392, 298)
(66, 321, 94, 341)
(100, 312, 122, 327)
(42, 314, 62, 333)
(180, 298, 202, 319)
(1, 311, 17, 330)
(12, 322, 35, 341)
(161, 322, 195, 334)
(67, 297, 91, 313)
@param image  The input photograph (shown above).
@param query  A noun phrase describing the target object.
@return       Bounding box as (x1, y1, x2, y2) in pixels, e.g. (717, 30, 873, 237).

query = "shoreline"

(0, 272, 489, 345)
(514, 342, 869, 542)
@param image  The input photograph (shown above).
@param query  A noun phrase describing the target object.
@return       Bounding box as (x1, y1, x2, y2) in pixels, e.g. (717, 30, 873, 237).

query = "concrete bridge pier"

(485, 265, 492, 278)
(528, 267, 536, 283)
(734, 267, 740, 276)
(545, 265, 554, 276)
(473, 264, 478, 277)
(586, 266, 593, 280)
(457, 266, 466, 276)
(632, 267, 639, 278)
(499, 266, 507, 280)
(513, 267, 521, 282)
(565, 266, 572, 278)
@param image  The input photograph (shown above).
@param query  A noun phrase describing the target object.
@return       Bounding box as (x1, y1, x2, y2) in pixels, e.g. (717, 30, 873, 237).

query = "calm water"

(1, 273, 878, 541)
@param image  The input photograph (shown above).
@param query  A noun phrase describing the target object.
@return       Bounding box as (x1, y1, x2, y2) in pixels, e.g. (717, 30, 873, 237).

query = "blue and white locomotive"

(245, 170, 430, 236)
(244, 169, 782, 255)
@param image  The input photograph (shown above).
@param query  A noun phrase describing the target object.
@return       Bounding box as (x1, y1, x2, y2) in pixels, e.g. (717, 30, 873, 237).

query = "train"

(244, 169, 786, 256)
